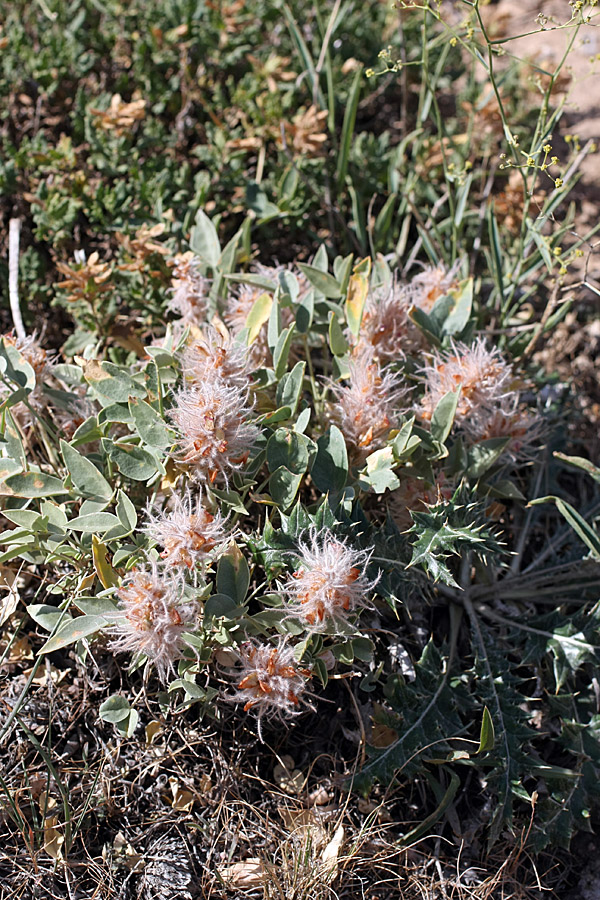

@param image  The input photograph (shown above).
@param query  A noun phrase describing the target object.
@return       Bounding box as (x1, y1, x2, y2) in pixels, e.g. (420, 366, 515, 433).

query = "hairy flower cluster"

(356, 282, 411, 361)
(461, 403, 544, 461)
(408, 261, 460, 313)
(419, 338, 514, 423)
(170, 379, 258, 484)
(181, 326, 252, 394)
(329, 351, 408, 458)
(146, 492, 230, 571)
(168, 251, 208, 326)
(225, 284, 271, 366)
(110, 563, 197, 682)
(281, 529, 379, 631)
(419, 338, 542, 459)
(231, 638, 311, 720)
(224, 264, 302, 366)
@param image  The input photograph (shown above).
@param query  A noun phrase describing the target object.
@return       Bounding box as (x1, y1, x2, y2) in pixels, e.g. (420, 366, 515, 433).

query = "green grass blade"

(335, 66, 363, 191)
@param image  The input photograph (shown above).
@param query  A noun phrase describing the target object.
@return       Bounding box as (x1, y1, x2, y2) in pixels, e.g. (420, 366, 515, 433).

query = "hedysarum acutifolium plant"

(2, 210, 600, 853)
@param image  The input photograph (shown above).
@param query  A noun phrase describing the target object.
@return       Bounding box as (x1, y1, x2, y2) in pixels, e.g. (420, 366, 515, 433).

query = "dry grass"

(0, 634, 576, 900)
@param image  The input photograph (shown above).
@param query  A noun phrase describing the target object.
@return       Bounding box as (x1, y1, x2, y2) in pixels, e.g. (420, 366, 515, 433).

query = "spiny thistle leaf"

(407, 499, 505, 586)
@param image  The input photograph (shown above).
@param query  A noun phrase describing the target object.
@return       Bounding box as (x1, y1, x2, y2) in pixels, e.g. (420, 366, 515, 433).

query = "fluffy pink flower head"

(419, 338, 514, 424)
(181, 326, 252, 394)
(145, 492, 230, 571)
(356, 283, 412, 362)
(110, 563, 197, 682)
(170, 380, 259, 484)
(167, 251, 208, 326)
(224, 284, 271, 367)
(408, 261, 461, 313)
(224, 265, 297, 367)
(462, 403, 544, 461)
(282, 528, 379, 631)
(329, 351, 409, 459)
(231, 637, 311, 720)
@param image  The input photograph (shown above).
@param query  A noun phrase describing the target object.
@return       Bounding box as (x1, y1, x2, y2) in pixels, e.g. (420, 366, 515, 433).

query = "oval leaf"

(345, 257, 371, 337)
(311, 425, 348, 494)
(296, 263, 341, 299)
(68, 512, 121, 532)
(3, 472, 69, 498)
(129, 398, 174, 449)
(430, 390, 460, 445)
(39, 615, 106, 654)
(61, 440, 112, 501)
(190, 209, 221, 268)
(28, 604, 72, 632)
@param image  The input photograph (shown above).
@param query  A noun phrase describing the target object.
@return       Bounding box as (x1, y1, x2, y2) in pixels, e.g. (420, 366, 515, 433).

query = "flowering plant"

(6, 200, 599, 855)
(2, 0, 600, 891)
(1, 237, 529, 700)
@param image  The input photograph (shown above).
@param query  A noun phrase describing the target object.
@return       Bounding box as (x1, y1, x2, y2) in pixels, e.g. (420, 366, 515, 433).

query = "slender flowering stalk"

(230, 637, 312, 723)
(110, 563, 197, 682)
(145, 492, 231, 572)
(167, 251, 208, 326)
(329, 350, 409, 459)
(281, 528, 379, 631)
(419, 338, 515, 424)
(181, 326, 252, 394)
(170, 380, 259, 484)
